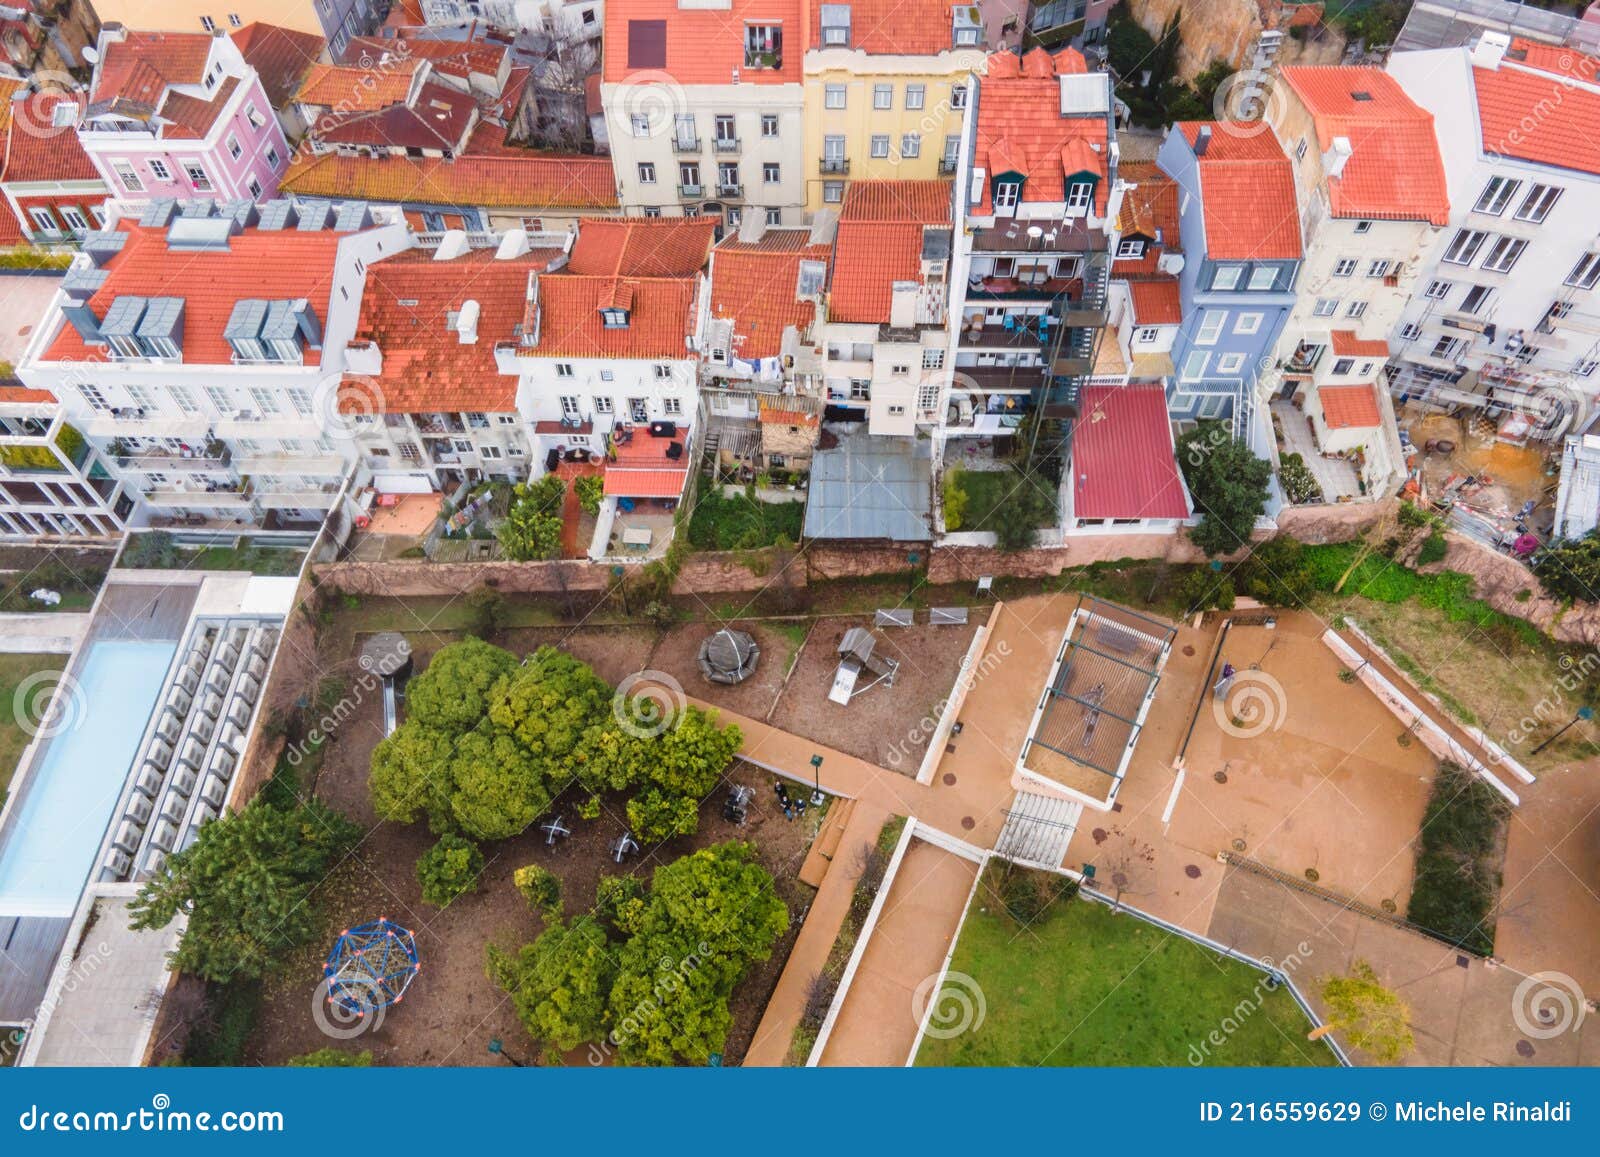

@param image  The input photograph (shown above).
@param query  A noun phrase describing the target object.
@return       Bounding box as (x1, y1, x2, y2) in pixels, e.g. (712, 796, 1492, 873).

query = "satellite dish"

(83, 45, 99, 64)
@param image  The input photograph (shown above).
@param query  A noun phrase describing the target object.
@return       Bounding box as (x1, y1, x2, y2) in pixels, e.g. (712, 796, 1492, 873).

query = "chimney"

(1324, 136, 1353, 179)
(1194, 125, 1213, 157)
(456, 300, 480, 345)
(1472, 30, 1511, 70)
(433, 229, 470, 261)
(62, 296, 104, 345)
(737, 212, 767, 245)
(889, 282, 918, 329)
(496, 229, 531, 260)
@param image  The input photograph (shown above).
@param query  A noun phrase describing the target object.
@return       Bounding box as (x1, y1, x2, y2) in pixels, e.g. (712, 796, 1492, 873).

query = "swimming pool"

(0, 639, 176, 918)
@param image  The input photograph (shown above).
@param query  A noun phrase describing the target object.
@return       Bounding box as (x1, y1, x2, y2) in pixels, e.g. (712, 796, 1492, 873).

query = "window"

(226, 134, 241, 160)
(1197, 394, 1229, 420)
(763, 161, 780, 183)
(247, 176, 262, 198)
(849, 380, 870, 400)
(1481, 236, 1526, 273)
(761, 113, 779, 138)
(265, 145, 280, 167)
(1430, 335, 1463, 360)
(1195, 310, 1226, 345)
(823, 181, 844, 203)
(1473, 177, 1520, 215)
(1515, 183, 1561, 222)
(663, 397, 683, 416)
(629, 398, 649, 421)
(601, 307, 629, 328)
(951, 83, 967, 109)
(1332, 358, 1356, 375)
(1353, 220, 1373, 234)
(555, 363, 574, 378)
(1565, 253, 1600, 290)
(1578, 359, 1600, 378)
(560, 396, 581, 417)
(906, 84, 925, 110)
(1211, 264, 1243, 290)
(170, 386, 199, 414)
(1234, 313, 1263, 335)
(1424, 279, 1452, 300)
(1116, 239, 1146, 258)
(1333, 258, 1357, 277)
(1399, 323, 1421, 341)
(638, 162, 656, 183)
(1135, 326, 1160, 343)
(1366, 260, 1392, 279)
(112, 161, 143, 191)
(1216, 353, 1246, 374)
(246, 103, 265, 130)
(825, 84, 846, 109)
(27, 207, 58, 235)
(1065, 180, 1092, 216)
(201, 15, 215, 31)
(1294, 137, 1308, 161)
(248, 388, 280, 415)
(594, 396, 613, 413)
(714, 114, 736, 145)
(653, 364, 673, 381)
(766, 208, 781, 225)
(993, 180, 1019, 213)
(870, 135, 890, 158)
(874, 84, 892, 109)
(147, 158, 171, 182)
(901, 134, 920, 159)
(183, 162, 212, 191)
(679, 162, 700, 189)
(1443, 229, 1488, 265)
(77, 384, 109, 412)
(644, 206, 661, 218)
(631, 113, 651, 137)
(1246, 266, 1278, 291)
(1346, 301, 1368, 318)
(922, 348, 944, 369)
(229, 13, 242, 26)
(480, 445, 502, 460)
(1460, 284, 1492, 314)
(1312, 298, 1339, 317)
(1180, 350, 1210, 379)
(1514, 343, 1540, 365)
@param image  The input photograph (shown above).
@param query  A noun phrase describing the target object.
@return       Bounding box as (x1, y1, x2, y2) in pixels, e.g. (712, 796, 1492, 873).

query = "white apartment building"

(1388, 32, 1600, 433)
(17, 199, 409, 529)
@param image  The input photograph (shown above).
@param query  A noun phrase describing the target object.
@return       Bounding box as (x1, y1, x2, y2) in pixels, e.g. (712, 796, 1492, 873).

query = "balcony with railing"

(673, 135, 702, 154)
(716, 181, 743, 198)
(678, 182, 703, 198)
(116, 444, 233, 472)
(820, 157, 849, 175)
(713, 135, 741, 153)
(939, 156, 958, 175)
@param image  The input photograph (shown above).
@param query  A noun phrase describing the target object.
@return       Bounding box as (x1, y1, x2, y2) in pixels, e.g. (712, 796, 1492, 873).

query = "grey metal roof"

(62, 266, 110, 295)
(138, 199, 178, 228)
(296, 201, 333, 231)
(332, 201, 372, 232)
(223, 299, 269, 341)
(260, 299, 299, 341)
(176, 199, 215, 219)
(99, 295, 149, 339)
(256, 200, 297, 231)
(82, 231, 128, 265)
(803, 426, 932, 542)
(165, 216, 235, 250)
(135, 297, 184, 343)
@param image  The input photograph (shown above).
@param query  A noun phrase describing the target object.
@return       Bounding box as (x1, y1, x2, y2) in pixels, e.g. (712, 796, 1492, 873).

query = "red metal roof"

(829, 179, 948, 324)
(280, 148, 618, 210)
(1176, 122, 1301, 261)
(1072, 385, 1189, 520)
(710, 228, 829, 358)
(1330, 329, 1389, 357)
(1278, 66, 1450, 226)
(603, 468, 688, 498)
(566, 217, 717, 277)
(1319, 383, 1382, 429)
(973, 49, 1110, 215)
(603, 0, 803, 86)
(1473, 62, 1600, 176)
(1128, 278, 1182, 325)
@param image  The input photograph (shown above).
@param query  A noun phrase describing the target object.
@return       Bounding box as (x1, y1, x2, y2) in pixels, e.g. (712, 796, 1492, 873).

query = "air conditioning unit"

(245, 653, 267, 681)
(219, 723, 245, 751)
(218, 642, 240, 670)
(126, 795, 154, 825)
(176, 667, 200, 695)
(200, 691, 223, 720)
(179, 737, 205, 769)
(149, 820, 178, 852)
(199, 774, 228, 808)
(155, 712, 181, 744)
(166, 686, 192, 717)
(227, 697, 251, 730)
(135, 763, 164, 797)
(191, 715, 215, 744)
(103, 848, 133, 878)
(149, 740, 173, 770)
(112, 819, 143, 853)
(170, 766, 197, 797)
(142, 848, 167, 877)
(236, 674, 259, 705)
(160, 792, 188, 824)
(210, 749, 236, 780)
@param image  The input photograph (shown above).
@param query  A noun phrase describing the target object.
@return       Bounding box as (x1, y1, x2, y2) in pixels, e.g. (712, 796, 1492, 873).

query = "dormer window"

(1065, 179, 1094, 217)
(821, 4, 851, 47)
(797, 259, 826, 297)
(601, 307, 630, 329)
(745, 23, 782, 69)
(952, 5, 981, 46)
(1116, 238, 1146, 259)
(993, 179, 1020, 214)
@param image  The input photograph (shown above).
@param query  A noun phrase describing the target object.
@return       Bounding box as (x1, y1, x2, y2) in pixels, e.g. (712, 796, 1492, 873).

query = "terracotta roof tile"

(1473, 63, 1600, 176)
(806, 0, 981, 54)
(603, 467, 688, 498)
(0, 385, 57, 405)
(91, 31, 212, 115)
(522, 273, 698, 359)
(603, 0, 803, 86)
(710, 228, 830, 359)
(1128, 278, 1182, 325)
(342, 247, 563, 414)
(232, 22, 326, 109)
(0, 88, 101, 185)
(1505, 37, 1600, 81)
(1319, 383, 1382, 429)
(344, 35, 507, 84)
(1114, 165, 1181, 275)
(758, 401, 819, 426)
(296, 60, 420, 110)
(566, 217, 718, 277)
(160, 77, 237, 140)
(1072, 385, 1189, 520)
(1176, 121, 1301, 261)
(829, 179, 949, 324)
(280, 148, 618, 210)
(973, 49, 1111, 215)
(1330, 329, 1389, 357)
(314, 79, 476, 150)
(42, 222, 347, 366)
(1279, 66, 1450, 225)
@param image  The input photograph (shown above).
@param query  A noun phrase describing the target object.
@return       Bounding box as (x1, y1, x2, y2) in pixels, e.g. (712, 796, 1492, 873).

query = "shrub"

(1416, 531, 1448, 567)
(1243, 536, 1317, 607)
(463, 586, 506, 639)
(288, 1048, 373, 1067)
(1406, 762, 1509, 955)
(575, 473, 605, 516)
(942, 468, 969, 531)
(417, 834, 485, 908)
(995, 862, 1079, 925)
(513, 863, 563, 920)
(1277, 452, 1323, 505)
(1176, 566, 1234, 612)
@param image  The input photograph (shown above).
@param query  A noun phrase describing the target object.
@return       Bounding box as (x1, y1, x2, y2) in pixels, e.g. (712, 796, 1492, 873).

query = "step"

(798, 798, 856, 888)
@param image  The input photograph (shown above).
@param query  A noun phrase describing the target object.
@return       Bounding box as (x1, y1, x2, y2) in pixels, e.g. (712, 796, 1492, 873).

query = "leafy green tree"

(1312, 961, 1414, 1063)
(404, 637, 517, 733)
(463, 586, 507, 640)
(626, 789, 701, 843)
(416, 833, 485, 907)
(606, 929, 742, 1066)
(1243, 536, 1317, 607)
(594, 874, 649, 936)
(514, 863, 563, 921)
(447, 728, 557, 840)
(575, 473, 605, 516)
(641, 841, 788, 964)
(497, 475, 566, 561)
(489, 646, 614, 763)
(489, 916, 617, 1059)
(129, 799, 358, 982)
(288, 1047, 372, 1067)
(1176, 421, 1273, 556)
(368, 723, 457, 830)
(1534, 532, 1600, 603)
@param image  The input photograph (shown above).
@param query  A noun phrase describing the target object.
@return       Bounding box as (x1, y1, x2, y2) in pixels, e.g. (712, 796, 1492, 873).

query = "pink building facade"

(77, 28, 293, 207)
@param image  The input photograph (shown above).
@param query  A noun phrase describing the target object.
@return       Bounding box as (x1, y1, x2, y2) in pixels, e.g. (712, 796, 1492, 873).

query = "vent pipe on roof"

(1472, 30, 1511, 70)
(456, 300, 480, 345)
(496, 229, 531, 260)
(434, 229, 471, 261)
(1194, 125, 1213, 156)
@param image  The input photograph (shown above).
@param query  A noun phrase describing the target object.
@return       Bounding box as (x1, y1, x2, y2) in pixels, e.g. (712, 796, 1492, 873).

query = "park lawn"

(0, 653, 59, 797)
(916, 896, 1337, 1067)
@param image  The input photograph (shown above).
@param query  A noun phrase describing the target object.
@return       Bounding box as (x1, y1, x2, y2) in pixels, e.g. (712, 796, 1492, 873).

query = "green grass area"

(686, 487, 804, 551)
(947, 467, 1056, 533)
(118, 533, 306, 577)
(0, 653, 59, 799)
(917, 892, 1336, 1067)
(1407, 762, 1509, 955)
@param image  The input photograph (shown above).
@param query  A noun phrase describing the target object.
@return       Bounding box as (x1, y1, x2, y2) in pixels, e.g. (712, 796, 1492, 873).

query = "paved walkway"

(1272, 401, 1360, 501)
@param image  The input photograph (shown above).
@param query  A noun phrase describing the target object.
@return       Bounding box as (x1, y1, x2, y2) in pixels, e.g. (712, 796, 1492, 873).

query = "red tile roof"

(710, 228, 830, 359)
(806, 0, 980, 54)
(1127, 278, 1182, 325)
(829, 179, 949, 324)
(0, 200, 22, 245)
(1473, 62, 1600, 176)
(1318, 383, 1382, 429)
(1072, 385, 1189, 520)
(0, 85, 101, 186)
(759, 401, 819, 426)
(314, 79, 477, 150)
(1505, 37, 1600, 82)
(566, 217, 718, 277)
(42, 222, 347, 366)
(522, 273, 699, 359)
(603, 467, 689, 498)
(160, 76, 238, 140)
(1279, 66, 1450, 226)
(973, 49, 1110, 215)
(341, 246, 563, 414)
(1115, 163, 1181, 275)
(280, 148, 618, 210)
(344, 35, 507, 85)
(603, 0, 803, 85)
(1176, 121, 1301, 261)
(296, 60, 420, 110)
(90, 31, 213, 117)
(232, 22, 326, 109)
(0, 385, 57, 405)
(610, 432, 686, 464)
(1330, 329, 1389, 357)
